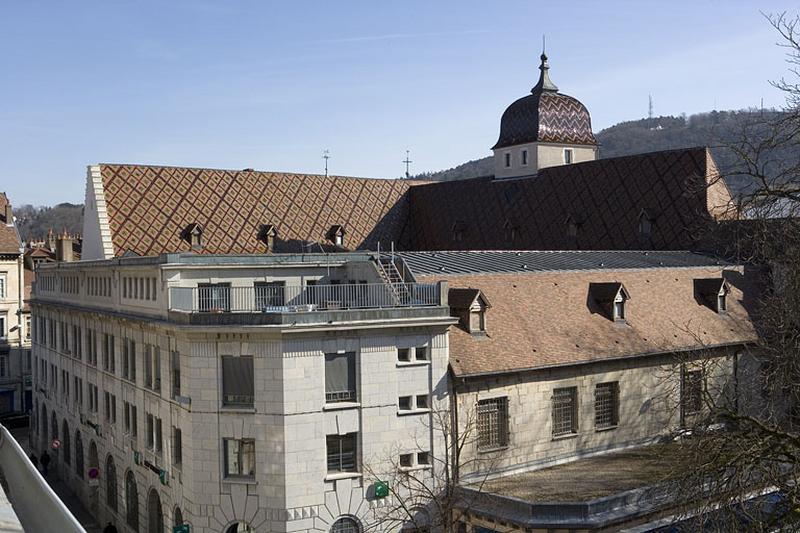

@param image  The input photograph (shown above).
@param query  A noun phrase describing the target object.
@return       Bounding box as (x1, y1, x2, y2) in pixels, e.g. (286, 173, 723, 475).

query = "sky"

(0, 0, 797, 206)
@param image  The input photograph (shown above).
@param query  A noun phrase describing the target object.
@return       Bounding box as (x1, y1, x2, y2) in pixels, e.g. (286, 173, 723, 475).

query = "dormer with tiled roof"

(493, 52, 599, 179)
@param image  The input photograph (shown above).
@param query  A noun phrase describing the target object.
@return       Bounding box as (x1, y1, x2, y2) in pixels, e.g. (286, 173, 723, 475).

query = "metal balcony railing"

(169, 282, 440, 313)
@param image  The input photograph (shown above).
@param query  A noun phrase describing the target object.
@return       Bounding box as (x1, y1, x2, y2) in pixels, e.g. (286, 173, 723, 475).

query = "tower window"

(564, 148, 573, 164)
(521, 149, 529, 166)
(504, 152, 511, 168)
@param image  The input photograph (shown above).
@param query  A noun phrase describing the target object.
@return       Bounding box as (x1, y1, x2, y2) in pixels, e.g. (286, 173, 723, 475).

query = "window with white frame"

(0, 314, 6, 340)
(564, 148, 574, 164)
(504, 152, 512, 168)
(521, 149, 529, 166)
(326, 433, 358, 473)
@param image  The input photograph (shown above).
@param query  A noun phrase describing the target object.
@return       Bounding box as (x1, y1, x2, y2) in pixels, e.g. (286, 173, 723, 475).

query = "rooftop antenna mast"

(648, 94, 654, 120)
(323, 149, 330, 178)
(403, 150, 413, 179)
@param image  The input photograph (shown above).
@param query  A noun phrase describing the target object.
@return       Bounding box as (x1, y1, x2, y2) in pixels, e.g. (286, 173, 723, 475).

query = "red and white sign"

(51, 439, 61, 450)
(88, 467, 100, 479)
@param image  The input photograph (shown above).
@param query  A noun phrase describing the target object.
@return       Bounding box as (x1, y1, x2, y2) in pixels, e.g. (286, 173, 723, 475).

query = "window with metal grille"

(682, 369, 703, 416)
(331, 517, 361, 533)
(594, 382, 619, 429)
(552, 387, 578, 436)
(326, 433, 358, 473)
(198, 283, 231, 311)
(254, 281, 286, 309)
(477, 397, 508, 450)
(325, 352, 356, 403)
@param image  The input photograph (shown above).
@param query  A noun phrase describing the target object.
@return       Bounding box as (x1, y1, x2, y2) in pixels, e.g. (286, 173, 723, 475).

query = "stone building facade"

(30, 253, 453, 533)
(0, 193, 32, 416)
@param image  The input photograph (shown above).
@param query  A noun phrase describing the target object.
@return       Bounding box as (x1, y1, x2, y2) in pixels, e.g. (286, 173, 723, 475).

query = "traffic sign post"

(51, 439, 61, 450)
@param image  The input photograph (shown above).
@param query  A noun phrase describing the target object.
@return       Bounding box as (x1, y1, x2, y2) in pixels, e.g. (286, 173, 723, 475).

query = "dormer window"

(448, 288, 491, 335)
(521, 149, 529, 166)
(452, 221, 466, 244)
(257, 224, 277, 253)
(564, 148, 573, 164)
(181, 223, 203, 251)
(503, 220, 518, 244)
(638, 209, 654, 239)
(504, 152, 511, 168)
(589, 282, 631, 323)
(565, 215, 581, 239)
(694, 278, 730, 314)
(326, 225, 345, 247)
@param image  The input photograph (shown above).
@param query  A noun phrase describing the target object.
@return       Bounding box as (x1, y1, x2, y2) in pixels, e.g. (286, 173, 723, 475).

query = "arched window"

(147, 488, 163, 533)
(106, 456, 118, 512)
(50, 412, 58, 444)
(173, 507, 183, 527)
(41, 403, 48, 450)
(225, 522, 254, 533)
(88, 441, 99, 469)
(62, 420, 71, 466)
(331, 516, 361, 533)
(74, 430, 84, 478)
(125, 470, 139, 531)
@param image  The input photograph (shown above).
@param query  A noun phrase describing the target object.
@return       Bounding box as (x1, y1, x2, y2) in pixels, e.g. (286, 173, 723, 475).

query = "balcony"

(170, 282, 441, 314)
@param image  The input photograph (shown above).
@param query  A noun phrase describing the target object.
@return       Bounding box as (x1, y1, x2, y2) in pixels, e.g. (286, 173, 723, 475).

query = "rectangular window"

(397, 348, 411, 362)
(146, 414, 154, 449)
(415, 346, 428, 361)
(102, 334, 115, 373)
(682, 368, 704, 416)
(144, 344, 160, 391)
(0, 356, 7, 378)
(324, 352, 356, 403)
(104, 392, 117, 424)
(399, 453, 413, 468)
(521, 149, 528, 166)
(504, 152, 511, 168)
(398, 396, 412, 411)
(0, 274, 4, 298)
(123, 338, 136, 382)
(416, 394, 429, 409)
(221, 356, 254, 407)
(254, 281, 286, 308)
(124, 402, 138, 437)
(417, 451, 430, 465)
(198, 283, 231, 312)
(223, 438, 255, 479)
(172, 427, 182, 467)
(594, 382, 619, 429)
(564, 148, 573, 164)
(88, 384, 98, 413)
(552, 387, 578, 437)
(326, 433, 357, 473)
(72, 325, 81, 360)
(477, 397, 509, 450)
(171, 351, 181, 398)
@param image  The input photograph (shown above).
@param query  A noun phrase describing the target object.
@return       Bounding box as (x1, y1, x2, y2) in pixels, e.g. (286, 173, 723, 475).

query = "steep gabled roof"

(95, 164, 419, 257)
(0, 193, 21, 255)
(405, 147, 734, 251)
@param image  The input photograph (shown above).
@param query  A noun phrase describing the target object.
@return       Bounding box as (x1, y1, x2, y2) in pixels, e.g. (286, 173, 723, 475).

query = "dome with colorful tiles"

(493, 53, 597, 150)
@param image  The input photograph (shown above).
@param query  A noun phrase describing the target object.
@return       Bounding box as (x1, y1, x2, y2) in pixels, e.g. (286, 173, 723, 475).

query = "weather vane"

(323, 149, 330, 177)
(403, 150, 413, 179)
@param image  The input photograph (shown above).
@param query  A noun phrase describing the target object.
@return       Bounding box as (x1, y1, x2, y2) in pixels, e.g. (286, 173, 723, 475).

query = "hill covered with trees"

(413, 109, 789, 196)
(14, 203, 84, 242)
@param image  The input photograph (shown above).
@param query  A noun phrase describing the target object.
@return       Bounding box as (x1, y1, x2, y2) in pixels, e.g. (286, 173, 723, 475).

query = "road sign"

(51, 439, 61, 450)
(88, 467, 100, 479)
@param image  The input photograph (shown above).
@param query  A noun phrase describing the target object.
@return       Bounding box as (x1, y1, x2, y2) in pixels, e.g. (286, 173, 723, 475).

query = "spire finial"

(532, 40, 558, 94)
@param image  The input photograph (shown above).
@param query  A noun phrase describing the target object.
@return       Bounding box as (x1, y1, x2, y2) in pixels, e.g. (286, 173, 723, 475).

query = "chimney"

(3, 202, 12, 226)
(56, 230, 74, 262)
(47, 228, 56, 251)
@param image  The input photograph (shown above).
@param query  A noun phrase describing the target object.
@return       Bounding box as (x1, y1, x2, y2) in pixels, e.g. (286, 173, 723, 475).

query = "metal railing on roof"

(169, 282, 440, 313)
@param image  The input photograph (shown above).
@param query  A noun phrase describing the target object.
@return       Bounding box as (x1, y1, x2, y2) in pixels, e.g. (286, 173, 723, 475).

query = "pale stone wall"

(455, 349, 736, 482)
(82, 165, 114, 261)
(0, 252, 30, 415)
(493, 142, 598, 179)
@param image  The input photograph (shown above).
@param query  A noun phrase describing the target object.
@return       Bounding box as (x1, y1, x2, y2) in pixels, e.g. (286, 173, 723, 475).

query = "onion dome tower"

(493, 52, 598, 179)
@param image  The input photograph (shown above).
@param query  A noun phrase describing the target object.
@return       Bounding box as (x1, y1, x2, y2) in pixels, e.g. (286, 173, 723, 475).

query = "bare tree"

(362, 406, 501, 533)
(662, 12, 800, 530)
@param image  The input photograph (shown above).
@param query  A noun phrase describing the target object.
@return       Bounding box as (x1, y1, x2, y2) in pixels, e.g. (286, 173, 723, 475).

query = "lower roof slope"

(419, 264, 759, 377)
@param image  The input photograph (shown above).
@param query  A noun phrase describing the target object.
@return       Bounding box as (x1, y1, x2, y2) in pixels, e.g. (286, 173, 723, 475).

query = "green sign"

(159, 469, 169, 486)
(374, 481, 390, 499)
(173, 525, 190, 533)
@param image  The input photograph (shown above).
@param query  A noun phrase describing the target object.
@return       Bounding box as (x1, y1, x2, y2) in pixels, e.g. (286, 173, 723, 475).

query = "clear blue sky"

(0, 0, 796, 205)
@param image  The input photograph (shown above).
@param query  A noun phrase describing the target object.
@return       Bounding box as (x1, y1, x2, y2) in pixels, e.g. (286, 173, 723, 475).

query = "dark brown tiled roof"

(405, 147, 733, 251)
(420, 265, 758, 377)
(100, 165, 418, 257)
(0, 193, 21, 255)
(448, 288, 484, 309)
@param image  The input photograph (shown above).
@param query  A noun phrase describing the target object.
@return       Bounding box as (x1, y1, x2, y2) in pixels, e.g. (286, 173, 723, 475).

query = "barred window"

(682, 368, 703, 416)
(327, 433, 358, 473)
(552, 387, 578, 437)
(325, 352, 356, 403)
(594, 382, 619, 429)
(477, 397, 508, 450)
